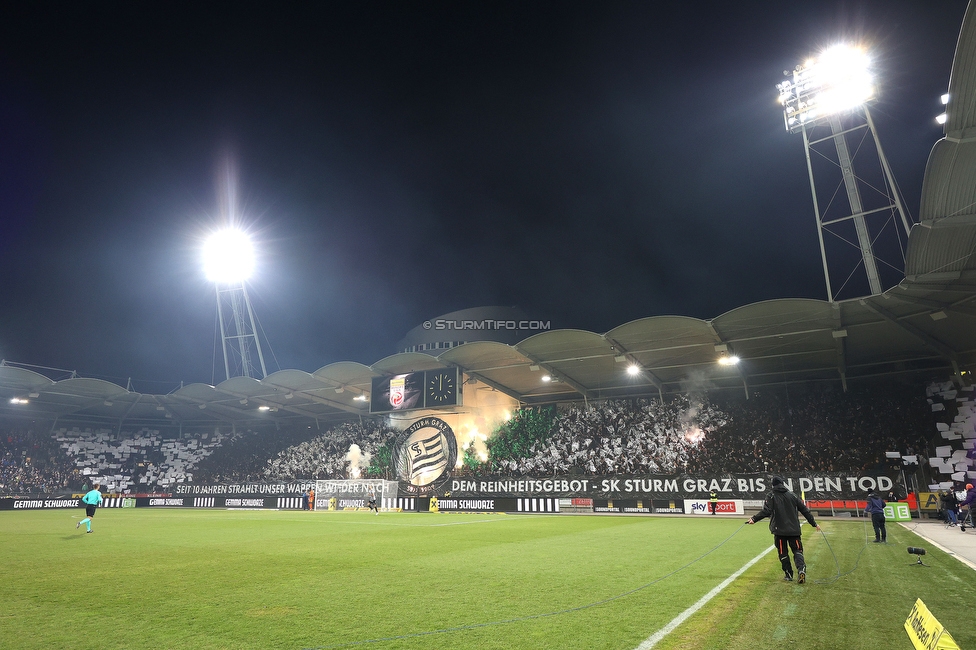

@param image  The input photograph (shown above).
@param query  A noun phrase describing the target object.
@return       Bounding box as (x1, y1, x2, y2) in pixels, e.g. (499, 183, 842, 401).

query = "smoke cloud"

(345, 444, 371, 479)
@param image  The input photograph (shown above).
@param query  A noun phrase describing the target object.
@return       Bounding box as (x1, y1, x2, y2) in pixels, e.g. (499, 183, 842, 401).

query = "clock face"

(426, 370, 457, 406)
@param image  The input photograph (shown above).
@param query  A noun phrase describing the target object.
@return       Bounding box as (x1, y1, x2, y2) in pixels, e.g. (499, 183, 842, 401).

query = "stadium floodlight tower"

(203, 228, 268, 382)
(777, 44, 912, 301)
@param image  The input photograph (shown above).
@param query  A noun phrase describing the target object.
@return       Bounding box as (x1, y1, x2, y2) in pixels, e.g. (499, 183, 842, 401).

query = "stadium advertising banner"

(0, 497, 135, 510)
(1, 498, 80, 510)
(684, 499, 745, 515)
(443, 473, 895, 500)
(127, 482, 321, 509)
(424, 496, 559, 513)
(433, 497, 518, 512)
(592, 499, 685, 514)
(141, 496, 305, 509)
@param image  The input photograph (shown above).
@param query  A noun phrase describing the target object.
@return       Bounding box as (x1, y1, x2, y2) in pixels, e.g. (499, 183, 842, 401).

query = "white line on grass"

(634, 544, 775, 650)
(902, 522, 976, 571)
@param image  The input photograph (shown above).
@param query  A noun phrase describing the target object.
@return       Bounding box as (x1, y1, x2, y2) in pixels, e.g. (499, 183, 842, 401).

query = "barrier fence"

(3, 472, 930, 517)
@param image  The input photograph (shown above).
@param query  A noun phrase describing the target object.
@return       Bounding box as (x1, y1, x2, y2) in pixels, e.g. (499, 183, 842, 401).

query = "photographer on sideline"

(747, 476, 821, 584)
(941, 490, 959, 526)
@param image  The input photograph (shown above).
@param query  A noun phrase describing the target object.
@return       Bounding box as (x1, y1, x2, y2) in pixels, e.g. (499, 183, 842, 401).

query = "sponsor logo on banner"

(389, 377, 405, 408)
(685, 499, 743, 515)
(436, 499, 496, 511)
(904, 598, 960, 650)
(226, 498, 265, 507)
(653, 500, 684, 513)
(395, 417, 457, 496)
(885, 502, 912, 522)
(917, 492, 941, 512)
(149, 498, 186, 506)
(11, 499, 80, 509)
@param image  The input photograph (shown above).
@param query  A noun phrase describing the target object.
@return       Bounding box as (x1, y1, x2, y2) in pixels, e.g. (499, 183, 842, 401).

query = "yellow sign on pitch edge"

(904, 598, 960, 650)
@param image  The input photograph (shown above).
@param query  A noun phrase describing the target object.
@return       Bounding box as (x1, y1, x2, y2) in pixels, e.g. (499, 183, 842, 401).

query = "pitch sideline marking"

(901, 522, 976, 571)
(634, 544, 774, 650)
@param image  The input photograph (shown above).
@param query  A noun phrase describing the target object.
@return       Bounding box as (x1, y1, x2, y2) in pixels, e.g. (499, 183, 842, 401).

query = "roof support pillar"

(831, 303, 849, 392)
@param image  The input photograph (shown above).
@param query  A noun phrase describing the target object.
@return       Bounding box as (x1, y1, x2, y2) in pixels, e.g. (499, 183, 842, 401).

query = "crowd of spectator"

(191, 425, 321, 483)
(55, 426, 230, 492)
(466, 381, 933, 477)
(0, 428, 79, 494)
(263, 421, 400, 481)
(491, 396, 725, 475)
(925, 381, 976, 487)
(684, 382, 932, 474)
(0, 377, 958, 493)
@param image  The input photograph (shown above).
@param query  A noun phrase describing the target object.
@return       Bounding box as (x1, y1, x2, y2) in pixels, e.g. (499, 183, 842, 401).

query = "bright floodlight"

(777, 44, 873, 132)
(626, 364, 641, 376)
(718, 355, 740, 366)
(203, 228, 255, 284)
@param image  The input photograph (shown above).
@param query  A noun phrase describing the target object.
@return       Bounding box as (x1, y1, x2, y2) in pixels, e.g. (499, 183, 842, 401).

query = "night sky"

(0, 1, 967, 390)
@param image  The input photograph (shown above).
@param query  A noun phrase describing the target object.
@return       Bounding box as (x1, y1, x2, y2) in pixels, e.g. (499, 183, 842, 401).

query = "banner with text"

(444, 473, 894, 500)
(173, 482, 316, 496)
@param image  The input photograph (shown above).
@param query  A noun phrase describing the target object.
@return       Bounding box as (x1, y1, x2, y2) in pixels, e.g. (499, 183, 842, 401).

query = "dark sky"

(0, 1, 967, 389)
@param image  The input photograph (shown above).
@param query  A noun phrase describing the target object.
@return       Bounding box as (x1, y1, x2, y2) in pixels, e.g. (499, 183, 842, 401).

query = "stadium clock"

(425, 370, 457, 406)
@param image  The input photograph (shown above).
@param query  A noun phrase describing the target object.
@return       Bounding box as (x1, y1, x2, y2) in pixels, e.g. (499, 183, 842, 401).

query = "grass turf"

(2, 509, 972, 649)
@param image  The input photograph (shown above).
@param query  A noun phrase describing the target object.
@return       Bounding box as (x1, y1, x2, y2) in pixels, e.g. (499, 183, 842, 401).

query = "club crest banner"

(395, 417, 457, 496)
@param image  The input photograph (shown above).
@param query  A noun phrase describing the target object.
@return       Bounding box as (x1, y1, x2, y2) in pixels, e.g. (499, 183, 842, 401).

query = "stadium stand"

(263, 421, 400, 481)
(0, 377, 965, 493)
(926, 381, 976, 486)
(54, 426, 229, 492)
(191, 425, 324, 483)
(489, 397, 720, 476)
(484, 381, 932, 477)
(0, 428, 79, 494)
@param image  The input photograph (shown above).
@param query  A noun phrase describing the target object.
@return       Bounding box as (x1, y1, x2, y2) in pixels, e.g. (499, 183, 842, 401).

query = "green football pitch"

(2, 508, 972, 649)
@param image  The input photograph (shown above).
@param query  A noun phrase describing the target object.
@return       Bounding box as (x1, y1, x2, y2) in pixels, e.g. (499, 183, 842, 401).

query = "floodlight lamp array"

(202, 228, 255, 284)
(776, 45, 874, 133)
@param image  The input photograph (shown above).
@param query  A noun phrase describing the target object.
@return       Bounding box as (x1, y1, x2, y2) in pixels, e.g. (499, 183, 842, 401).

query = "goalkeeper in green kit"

(77, 484, 103, 534)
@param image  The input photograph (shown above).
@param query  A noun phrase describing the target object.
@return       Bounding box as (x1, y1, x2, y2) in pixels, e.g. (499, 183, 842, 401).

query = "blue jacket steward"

(82, 489, 103, 506)
(865, 493, 886, 514)
(750, 483, 817, 536)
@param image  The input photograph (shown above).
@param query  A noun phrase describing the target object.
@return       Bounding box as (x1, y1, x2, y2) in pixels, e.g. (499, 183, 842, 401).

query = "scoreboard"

(370, 368, 460, 413)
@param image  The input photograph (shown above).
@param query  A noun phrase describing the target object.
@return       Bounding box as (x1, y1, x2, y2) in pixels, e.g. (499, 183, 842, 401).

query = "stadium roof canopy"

(2, 5, 975, 430)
